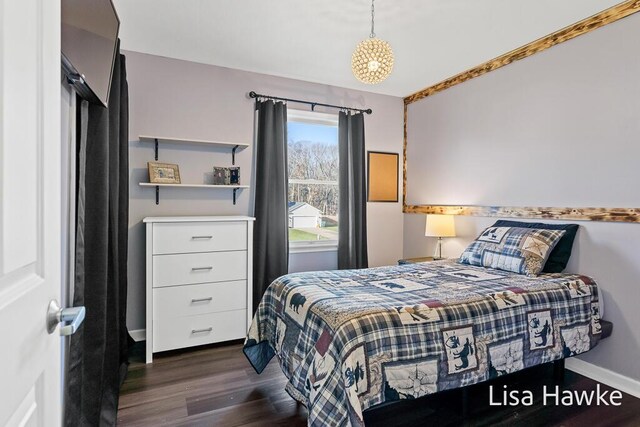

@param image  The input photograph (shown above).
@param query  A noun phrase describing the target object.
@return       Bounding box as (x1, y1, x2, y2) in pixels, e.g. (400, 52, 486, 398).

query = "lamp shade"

(425, 214, 456, 237)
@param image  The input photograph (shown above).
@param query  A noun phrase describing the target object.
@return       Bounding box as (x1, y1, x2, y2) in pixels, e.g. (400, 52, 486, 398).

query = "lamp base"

(433, 237, 444, 260)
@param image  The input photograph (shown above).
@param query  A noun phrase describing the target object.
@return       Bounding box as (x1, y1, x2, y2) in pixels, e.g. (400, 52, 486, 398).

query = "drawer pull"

(191, 297, 213, 303)
(191, 266, 213, 271)
(191, 327, 213, 334)
(191, 235, 213, 240)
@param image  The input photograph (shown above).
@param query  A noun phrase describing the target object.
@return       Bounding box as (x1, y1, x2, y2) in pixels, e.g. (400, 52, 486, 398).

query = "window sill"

(289, 241, 338, 254)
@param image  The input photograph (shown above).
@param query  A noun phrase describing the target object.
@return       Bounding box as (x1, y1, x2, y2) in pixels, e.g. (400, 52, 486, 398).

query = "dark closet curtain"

(338, 112, 368, 269)
(66, 46, 130, 427)
(253, 99, 289, 310)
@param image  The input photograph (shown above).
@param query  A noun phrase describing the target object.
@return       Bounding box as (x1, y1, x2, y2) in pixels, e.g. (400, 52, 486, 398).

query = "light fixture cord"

(370, 0, 375, 38)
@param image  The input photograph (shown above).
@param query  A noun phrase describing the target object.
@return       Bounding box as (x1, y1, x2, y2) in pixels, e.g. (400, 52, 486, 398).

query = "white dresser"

(143, 216, 254, 363)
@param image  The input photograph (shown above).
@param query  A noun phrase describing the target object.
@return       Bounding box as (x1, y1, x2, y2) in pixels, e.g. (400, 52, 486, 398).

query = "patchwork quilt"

(243, 260, 602, 427)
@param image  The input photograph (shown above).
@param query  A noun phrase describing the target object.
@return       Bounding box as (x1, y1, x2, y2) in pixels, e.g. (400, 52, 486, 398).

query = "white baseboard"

(566, 358, 640, 398)
(129, 329, 146, 342)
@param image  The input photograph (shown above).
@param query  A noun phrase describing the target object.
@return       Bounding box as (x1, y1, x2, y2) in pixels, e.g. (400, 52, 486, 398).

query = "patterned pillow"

(459, 226, 566, 276)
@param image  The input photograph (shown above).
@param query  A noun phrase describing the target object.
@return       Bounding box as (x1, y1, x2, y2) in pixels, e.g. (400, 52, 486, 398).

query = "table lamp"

(425, 214, 456, 260)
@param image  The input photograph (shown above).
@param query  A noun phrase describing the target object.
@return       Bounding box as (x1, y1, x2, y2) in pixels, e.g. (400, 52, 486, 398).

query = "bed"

(243, 259, 603, 427)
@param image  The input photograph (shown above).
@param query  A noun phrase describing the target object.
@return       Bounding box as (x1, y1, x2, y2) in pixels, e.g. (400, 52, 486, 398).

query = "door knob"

(46, 300, 86, 336)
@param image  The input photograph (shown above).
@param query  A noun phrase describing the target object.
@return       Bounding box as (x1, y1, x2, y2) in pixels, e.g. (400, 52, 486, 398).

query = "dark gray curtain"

(253, 99, 289, 311)
(338, 112, 368, 269)
(66, 46, 130, 427)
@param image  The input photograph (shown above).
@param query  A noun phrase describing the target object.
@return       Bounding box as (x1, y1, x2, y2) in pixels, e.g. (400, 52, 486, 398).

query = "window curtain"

(253, 99, 289, 311)
(338, 112, 368, 269)
(65, 45, 130, 426)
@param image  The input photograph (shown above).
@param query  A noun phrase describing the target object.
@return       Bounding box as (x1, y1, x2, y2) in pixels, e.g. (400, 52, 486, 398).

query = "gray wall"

(125, 51, 404, 331)
(404, 14, 640, 381)
(289, 251, 337, 274)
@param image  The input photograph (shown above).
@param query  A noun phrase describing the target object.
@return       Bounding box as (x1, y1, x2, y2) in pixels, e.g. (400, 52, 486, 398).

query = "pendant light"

(351, 0, 394, 84)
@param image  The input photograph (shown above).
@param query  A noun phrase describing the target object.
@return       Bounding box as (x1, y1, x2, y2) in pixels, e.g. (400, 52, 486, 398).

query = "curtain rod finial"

(249, 91, 257, 98)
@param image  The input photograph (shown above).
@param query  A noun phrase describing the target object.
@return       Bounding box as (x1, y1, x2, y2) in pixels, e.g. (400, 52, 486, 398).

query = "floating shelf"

(139, 135, 249, 165)
(139, 135, 249, 148)
(139, 183, 249, 205)
(139, 183, 249, 189)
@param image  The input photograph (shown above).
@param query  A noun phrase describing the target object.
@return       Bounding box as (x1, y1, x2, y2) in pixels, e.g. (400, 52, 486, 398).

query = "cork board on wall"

(368, 151, 398, 203)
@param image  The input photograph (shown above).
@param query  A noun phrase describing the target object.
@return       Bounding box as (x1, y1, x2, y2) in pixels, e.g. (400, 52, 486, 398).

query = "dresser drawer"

(153, 250, 246, 288)
(152, 221, 247, 255)
(153, 280, 246, 318)
(153, 309, 247, 352)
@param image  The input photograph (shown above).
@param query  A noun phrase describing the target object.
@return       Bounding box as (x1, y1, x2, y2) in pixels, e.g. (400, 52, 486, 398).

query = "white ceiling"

(113, 0, 622, 97)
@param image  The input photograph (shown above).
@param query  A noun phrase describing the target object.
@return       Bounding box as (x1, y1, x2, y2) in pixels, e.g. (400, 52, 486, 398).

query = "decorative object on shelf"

(352, 0, 394, 84)
(148, 162, 181, 184)
(212, 166, 241, 185)
(367, 151, 398, 202)
(212, 167, 230, 185)
(229, 167, 240, 185)
(425, 214, 456, 260)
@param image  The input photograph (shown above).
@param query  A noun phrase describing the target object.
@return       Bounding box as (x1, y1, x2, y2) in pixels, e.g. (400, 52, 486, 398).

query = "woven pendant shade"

(351, 37, 394, 84)
(351, 0, 394, 85)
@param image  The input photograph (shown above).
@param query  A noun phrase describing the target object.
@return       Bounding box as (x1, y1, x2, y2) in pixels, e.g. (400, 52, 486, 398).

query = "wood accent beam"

(402, 103, 408, 206)
(403, 1, 640, 105)
(403, 205, 640, 223)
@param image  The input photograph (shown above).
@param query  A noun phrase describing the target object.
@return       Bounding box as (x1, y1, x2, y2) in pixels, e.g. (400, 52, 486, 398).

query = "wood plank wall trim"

(402, 103, 408, 206)
(402, 1, 640, 223)
(403, 205, 640, 223)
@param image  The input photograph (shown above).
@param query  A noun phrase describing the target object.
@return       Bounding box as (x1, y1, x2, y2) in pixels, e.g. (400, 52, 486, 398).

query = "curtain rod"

(249, 91, 372, 115)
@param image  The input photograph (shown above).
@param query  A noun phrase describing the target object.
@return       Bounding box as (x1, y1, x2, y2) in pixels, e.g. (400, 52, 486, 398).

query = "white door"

(0, 0, 64, 426)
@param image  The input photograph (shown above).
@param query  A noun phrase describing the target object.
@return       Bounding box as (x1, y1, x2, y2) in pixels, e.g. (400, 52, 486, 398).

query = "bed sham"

(459, 226, 566, 276)
(491, 220, 579, 273)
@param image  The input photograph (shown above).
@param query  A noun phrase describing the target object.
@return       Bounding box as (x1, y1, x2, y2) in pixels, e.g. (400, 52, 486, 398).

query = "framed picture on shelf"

(229, 167, 240, 185)
(213, 167, 230, 185)
(148, 162, 181, 184)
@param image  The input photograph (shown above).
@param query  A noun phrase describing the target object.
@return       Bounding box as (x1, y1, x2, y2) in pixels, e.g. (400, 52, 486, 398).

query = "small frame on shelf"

(148, 162, 181, 184)
(213, 167, 228, 185)
(229, 167, 240, 185)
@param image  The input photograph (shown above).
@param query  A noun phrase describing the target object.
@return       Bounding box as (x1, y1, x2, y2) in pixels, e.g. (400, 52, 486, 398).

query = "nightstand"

(398, 257, 435, 265)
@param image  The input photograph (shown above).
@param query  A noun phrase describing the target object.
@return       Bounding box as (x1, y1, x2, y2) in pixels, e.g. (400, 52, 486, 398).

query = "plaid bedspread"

(243, 260, 602, 427)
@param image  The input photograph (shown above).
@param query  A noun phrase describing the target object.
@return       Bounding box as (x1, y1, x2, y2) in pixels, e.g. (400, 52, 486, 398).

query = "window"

(287, 110, 339, 246)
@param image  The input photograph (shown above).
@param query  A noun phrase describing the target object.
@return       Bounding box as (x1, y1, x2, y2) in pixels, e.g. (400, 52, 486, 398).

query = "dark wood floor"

(118, 341, 640, 427)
